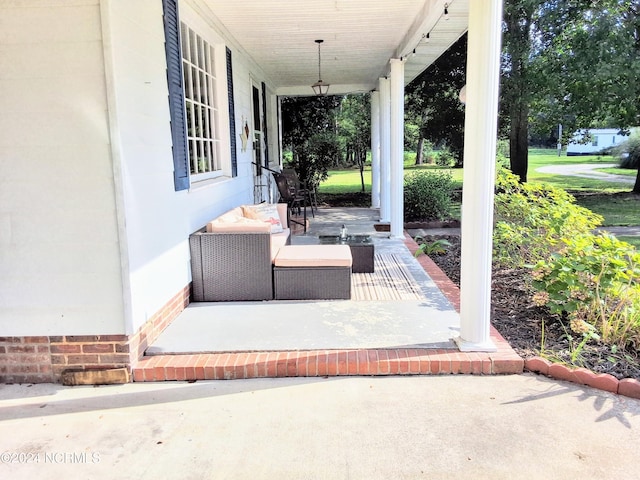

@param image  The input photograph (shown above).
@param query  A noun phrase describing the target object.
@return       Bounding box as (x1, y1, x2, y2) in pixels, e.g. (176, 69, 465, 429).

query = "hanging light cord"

(317, 39, 323, 82)
(401, 0, 455, 61)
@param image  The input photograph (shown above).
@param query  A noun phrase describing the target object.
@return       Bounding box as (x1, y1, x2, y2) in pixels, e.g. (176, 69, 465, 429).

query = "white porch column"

(370, 90, 381, 209)
(389, 59, 404, 238)
(455, 0, 503, 351)
(379, 77, 391, 222)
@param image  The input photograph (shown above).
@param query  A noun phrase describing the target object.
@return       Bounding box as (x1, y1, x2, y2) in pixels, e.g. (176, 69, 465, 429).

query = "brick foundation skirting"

(0, 285, 190, 384)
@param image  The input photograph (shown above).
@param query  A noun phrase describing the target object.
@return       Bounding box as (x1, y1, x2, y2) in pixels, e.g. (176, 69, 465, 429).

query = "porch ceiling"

(196, 0, 469, 96)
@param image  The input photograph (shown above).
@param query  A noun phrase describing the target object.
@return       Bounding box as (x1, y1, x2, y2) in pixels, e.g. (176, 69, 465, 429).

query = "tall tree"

(337, 94, 371, 192)
(502, 0, 640, 189)
(281, 95, 342, 185)
(532, 0, 640, 192)
(502, 1, 537, 182)
(405, 34, 467, 167)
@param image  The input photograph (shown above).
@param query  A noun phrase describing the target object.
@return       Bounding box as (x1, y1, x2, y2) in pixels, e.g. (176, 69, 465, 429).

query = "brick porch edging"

(525, 357, 640, 399)
(131, 233, 524, 381)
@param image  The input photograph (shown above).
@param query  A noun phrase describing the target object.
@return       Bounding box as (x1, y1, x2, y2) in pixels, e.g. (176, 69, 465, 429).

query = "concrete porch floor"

(133, 207, 523, 381)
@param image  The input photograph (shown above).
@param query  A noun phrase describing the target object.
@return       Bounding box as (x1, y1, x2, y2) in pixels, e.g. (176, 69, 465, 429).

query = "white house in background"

(0, 0, 504, 383)
(566, 128, 630, 156)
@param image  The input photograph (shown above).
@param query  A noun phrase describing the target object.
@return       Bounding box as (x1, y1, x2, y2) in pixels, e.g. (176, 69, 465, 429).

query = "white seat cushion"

(274, 245, 352, 268)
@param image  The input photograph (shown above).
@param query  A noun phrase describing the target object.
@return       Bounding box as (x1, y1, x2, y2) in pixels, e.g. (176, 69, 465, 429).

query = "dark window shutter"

(261, 82, 269, 166)
(226, 47, 238, 177)
(162, 0, 190, 191)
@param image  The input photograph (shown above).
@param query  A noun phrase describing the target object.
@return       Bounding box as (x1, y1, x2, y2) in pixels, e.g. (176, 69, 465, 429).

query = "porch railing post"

(389, 59, 404, 239)
(456, 0, 503, 351)
(371, 90, 381, 209)
(379, 77, 391, 223)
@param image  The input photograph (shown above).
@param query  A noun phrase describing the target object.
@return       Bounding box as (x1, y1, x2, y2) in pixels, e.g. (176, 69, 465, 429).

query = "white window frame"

(180, 22, 228, 182)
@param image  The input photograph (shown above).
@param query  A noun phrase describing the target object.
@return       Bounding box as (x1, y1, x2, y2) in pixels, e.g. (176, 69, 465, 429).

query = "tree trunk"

(509, 99, 529, 183)
(415, 137, 425, 165)
(359, 150, 366, 193)
(633, 166, 640, 194)
(503, 4, 534, 183)
(346, 147, 353, 166)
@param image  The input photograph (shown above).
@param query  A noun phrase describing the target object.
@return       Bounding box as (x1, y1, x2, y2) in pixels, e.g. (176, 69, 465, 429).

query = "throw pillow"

(242, 204, 284, 233)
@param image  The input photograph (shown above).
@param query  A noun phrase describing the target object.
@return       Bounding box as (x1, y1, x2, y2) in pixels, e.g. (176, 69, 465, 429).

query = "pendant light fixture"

(311, 39, 330, 96)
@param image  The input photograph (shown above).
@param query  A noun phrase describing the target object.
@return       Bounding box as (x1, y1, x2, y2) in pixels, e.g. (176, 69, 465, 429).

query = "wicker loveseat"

(189, 204, 290, 301)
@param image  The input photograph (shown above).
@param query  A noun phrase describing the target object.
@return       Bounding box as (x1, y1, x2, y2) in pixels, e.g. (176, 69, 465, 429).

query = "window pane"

(196, 140, 203, 172)
(200, 107, 208, 139)
(183, 64, 190, 100)
(200, 70, 207, 104)
(198, 36, 205, 69)
(193, 104, 201, 137)
(185, 101, 193, 137)
(189, 30, 197, 64)
(180, 23, 189, 59)
(189, 139, 196, 173)
(191, 66, 199, 105)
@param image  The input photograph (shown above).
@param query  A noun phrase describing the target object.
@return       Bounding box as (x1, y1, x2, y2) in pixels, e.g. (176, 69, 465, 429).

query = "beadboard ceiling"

(195, 0, 469, 95)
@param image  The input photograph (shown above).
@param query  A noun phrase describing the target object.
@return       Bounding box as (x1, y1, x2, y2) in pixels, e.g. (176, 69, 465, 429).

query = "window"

(592, 135, 598, 147)
(180, 23, 222, 181)
(163, 0, 236, 190)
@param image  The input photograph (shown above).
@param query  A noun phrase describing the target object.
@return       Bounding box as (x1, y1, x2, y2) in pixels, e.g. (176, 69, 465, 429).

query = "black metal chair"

(282, 168, 317, 216)
(274, 173, 307, 233)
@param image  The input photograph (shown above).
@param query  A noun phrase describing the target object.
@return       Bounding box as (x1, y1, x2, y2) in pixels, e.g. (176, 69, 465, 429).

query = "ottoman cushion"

(274, 245, 352, 268)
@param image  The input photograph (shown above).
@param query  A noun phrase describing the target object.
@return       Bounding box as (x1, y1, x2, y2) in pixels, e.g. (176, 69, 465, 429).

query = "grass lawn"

(319, 169, 372, 194)
(527, 150, 628, 192)
(574, 194, 640, 226)
(318, 148, 625, 194)
(618, 236, 640, 249)
(317, 148, 637, 226)
(596, 167, 637, 176)
(318, 161, 463, 194)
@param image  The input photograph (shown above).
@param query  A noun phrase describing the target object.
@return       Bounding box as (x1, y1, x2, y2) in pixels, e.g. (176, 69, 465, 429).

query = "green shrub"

(615, 131, 640, 169)
(435, 148, 455, 167)
(531, 234, 640, 350)
(404, 151, 416, 164)
(493, 168, 603, 267)
(493, 167, 640, 358)
(404, 170, 455, 221)
(496, 139, 510, 169)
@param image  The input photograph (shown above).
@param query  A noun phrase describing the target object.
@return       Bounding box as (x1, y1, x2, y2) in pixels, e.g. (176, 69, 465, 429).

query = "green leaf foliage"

(493, 166, 640, 353)
(405, 34, 466, 167)
(403, 171, 455, 222)
(413, 238, 452, 257)
(531, 234, 640, 349)
(493, 168, 603, 267)
(615, 130, 640, 169)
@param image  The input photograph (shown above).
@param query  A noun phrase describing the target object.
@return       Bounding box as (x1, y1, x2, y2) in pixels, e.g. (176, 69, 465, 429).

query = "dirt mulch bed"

(418, 234, 640, 381)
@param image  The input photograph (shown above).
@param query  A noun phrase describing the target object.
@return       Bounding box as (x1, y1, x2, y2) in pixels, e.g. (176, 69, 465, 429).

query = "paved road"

(0, 375, 639, 479)
(536, 163, 635, 184)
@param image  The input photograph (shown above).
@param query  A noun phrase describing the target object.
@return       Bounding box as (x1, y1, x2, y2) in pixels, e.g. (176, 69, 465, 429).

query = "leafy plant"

(493, 168, 602, 267)
(614, 131, 640, 169)
(531, 233, 640, 351)
(560, 318, 601, 366)
(435, 148, 455, 167)
(404, 170, 455, 222)
(413, 237, 452, 257)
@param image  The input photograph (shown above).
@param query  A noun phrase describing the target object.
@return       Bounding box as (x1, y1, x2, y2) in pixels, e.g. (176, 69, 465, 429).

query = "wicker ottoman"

(273, 245, 352, 300)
